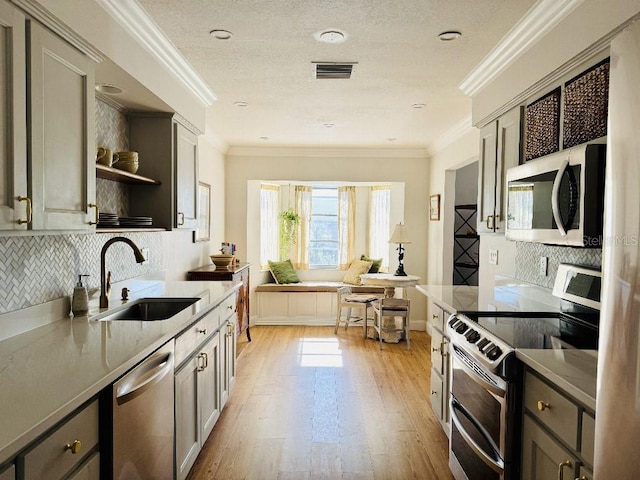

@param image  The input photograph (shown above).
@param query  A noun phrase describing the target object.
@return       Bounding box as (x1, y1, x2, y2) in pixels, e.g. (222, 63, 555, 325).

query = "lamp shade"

(389, 223, 411, 244)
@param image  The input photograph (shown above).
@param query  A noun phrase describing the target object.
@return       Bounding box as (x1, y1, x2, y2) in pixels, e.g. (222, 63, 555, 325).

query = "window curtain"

(260, 184, 280, 269)
(338, 186, 356, 269)
(293, 185, 312, 269)
(507, 185, 534, 229)
(369, 186, 391, 271)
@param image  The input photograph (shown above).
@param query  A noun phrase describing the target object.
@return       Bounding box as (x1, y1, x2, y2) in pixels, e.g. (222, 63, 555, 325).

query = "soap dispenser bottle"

(71, 274, 89, 316)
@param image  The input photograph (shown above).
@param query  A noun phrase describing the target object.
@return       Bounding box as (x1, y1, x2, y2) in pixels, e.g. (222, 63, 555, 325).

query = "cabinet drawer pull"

(17, 196, 32, 225)
(575, 477, 588, 480)
(486, 215, 493, 230)
(228, 305, 234, 310)
(64, 439, 82, 454)
(227, 322, 234, 337)
(197, 353, 207, 371)
(432, 313, 439, 319)
(557, 460, 572, 480)
(178, 211, 185, 226)
(431, 390, 437, 395)
(537, 400, 551, 411)
(197, 328, 207, 335)
(432, 347, 440, 352)
(88, 203, 99, 225)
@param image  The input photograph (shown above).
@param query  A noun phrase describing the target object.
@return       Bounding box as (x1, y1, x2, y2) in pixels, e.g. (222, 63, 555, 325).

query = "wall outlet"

(539, 256, 548, 276)
(489, 249, 498, 265)
(141, 247, 150, 265)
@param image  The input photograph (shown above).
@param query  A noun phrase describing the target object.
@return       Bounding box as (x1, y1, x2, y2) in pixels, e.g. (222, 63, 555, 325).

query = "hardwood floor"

(188, 325, 454, 480)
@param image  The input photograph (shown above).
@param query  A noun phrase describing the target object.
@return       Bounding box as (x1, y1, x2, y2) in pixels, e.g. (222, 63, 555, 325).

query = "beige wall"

(225, 147, 430, 323)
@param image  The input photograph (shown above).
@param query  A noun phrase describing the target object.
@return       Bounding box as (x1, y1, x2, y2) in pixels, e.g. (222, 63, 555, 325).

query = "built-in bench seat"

(254, 282, 385, 325)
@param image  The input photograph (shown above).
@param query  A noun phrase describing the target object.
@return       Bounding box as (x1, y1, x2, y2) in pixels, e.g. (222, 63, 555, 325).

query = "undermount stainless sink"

(96, 298, 199, 321)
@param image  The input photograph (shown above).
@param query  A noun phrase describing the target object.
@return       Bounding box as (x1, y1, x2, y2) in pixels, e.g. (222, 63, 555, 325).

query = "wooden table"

(359, 273, 421, 343)
(187, 262, 251, 341)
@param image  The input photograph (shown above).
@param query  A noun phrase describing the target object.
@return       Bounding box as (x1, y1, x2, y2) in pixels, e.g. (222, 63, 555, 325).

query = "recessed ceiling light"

(210, 29, 233, 40)
(411, 103, 426, 109)
(314, 29, 348, 44)
(438, 31, 462, 41)
(387, 137, 397, 142)
(259, 136, 269, 141)
(323, 123, 335, 128)
(234, 101, 248, 107)
(95, 83, 125, 95)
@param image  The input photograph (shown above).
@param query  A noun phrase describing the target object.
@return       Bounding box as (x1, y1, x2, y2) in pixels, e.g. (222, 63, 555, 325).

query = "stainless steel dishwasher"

(108, 341, 175, 479)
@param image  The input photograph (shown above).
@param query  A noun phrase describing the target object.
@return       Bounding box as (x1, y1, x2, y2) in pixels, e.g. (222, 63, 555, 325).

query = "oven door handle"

(452, 346, 506, 398)
(451, 397, 505, 474)
(551, 158, 570, 237)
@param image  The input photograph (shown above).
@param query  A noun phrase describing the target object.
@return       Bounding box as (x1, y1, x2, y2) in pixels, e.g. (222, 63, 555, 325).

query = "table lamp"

(389, 222, 411, 276)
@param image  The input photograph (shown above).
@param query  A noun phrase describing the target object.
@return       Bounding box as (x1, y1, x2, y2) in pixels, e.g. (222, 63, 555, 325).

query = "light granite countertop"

(0, 279, 240, 465)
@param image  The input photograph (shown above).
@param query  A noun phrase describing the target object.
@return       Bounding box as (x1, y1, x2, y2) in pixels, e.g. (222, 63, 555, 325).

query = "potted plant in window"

(279, 208, 300, 260)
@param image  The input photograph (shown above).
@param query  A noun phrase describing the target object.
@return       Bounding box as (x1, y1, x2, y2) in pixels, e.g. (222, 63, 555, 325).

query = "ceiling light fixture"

(234, 101, 248, 107)
(95, 83, 125, 95)
(315, 29, 347, 44)
(323, 123, 335, 128)
(259, 136, 269, 141)
(411, 103, 426, 109)
(387, 137, 397, 142)
(210, 29, 233, 40)
(438, 30, 462, 41)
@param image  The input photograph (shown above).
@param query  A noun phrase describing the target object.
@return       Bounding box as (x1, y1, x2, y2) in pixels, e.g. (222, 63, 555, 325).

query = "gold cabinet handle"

(537, 400, 551, 411)
(64, 439, 82, 454)
(432, 347, 439, 352)
(557, 460, 572, 480)
(17, 196, 32, 225)
(177, 211, 185, 226)
(431, 390, 437, 395)
(432, 313, 439, 319)
(227, 322, 234, 337)
(575, 477, 588, 480)
(197, 352, 206, 371)
(197, 328, 207, 335)
(88, 203, 99, 225)
(494, 214, 500, 230)
(486, 215, 493, 230)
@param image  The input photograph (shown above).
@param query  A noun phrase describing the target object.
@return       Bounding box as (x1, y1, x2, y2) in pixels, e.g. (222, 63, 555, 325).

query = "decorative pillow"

(267, 259, 300, 284)
(343, 259, 374, 285)
(361, 254, 383, 273)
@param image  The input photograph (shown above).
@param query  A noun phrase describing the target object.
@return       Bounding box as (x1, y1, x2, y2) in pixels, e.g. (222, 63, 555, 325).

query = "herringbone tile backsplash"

(0, 232, 162, 315)
(514, 242, 602, 288)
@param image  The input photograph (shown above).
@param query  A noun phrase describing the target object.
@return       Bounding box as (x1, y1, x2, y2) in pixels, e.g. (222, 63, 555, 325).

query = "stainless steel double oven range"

(446, 264, 601, 480)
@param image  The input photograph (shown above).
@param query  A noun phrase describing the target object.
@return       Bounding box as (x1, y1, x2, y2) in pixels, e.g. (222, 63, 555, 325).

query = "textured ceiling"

(136, 0, 537, 149)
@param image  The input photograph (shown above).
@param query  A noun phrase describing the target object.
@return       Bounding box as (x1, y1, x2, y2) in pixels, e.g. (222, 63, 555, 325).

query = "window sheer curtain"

(369, 186, 391, 271)
(338, 186, 356, 269)
(293, 185, 312, 269)
(260, 184, 280, 269)
(507, 185, 534, 229)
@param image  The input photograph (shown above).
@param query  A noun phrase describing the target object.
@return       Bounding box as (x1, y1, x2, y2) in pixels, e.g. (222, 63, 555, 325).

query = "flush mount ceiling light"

(210, 29, 233, 40)
(95, 83, 125, 95)
(387, 137, 397, 142)
(438, 30, 462, 41)
(411, 103, 426, 109)
(259, 136, 269, 141)
(314, 29, 347, 44)
(234, 101, 248, 107)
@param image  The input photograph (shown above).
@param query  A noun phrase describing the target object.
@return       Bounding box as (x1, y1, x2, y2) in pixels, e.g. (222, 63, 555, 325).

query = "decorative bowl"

(210, 254, 234, 268)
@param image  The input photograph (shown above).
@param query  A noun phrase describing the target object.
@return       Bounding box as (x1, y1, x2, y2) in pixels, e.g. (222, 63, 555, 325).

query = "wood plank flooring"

(188, 325, 454, 480)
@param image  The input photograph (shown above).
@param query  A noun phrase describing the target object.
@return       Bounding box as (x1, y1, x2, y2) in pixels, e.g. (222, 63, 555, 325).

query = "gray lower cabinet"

(521, 370, 594, 480)
(0, 464, 15, 480)
(175, 330, 220, 480)
(17, 399, 99, 480)
(429, 303, 451, 436)
(175, 290, 237, 480)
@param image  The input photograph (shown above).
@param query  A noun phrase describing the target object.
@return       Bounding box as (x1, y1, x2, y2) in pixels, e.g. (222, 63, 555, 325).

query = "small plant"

(279, 208, 300, 260)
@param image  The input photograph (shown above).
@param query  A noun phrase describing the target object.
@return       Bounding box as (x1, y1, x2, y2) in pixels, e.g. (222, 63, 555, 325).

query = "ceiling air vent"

(313, 62, 357, 79)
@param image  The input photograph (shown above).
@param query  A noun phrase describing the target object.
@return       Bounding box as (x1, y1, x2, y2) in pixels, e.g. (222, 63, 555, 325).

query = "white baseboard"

(253, 316, 427, 331)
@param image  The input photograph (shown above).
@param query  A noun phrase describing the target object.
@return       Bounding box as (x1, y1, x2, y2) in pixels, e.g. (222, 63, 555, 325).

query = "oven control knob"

(456, 323, 468, 334)
(477, 338, 490, 350)
(466, 331, 481, 343)
(486, 346, 503, 360)
(448, 317, 458, 328)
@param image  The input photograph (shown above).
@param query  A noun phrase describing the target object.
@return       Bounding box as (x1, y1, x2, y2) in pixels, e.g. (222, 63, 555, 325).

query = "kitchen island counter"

(0, 279, 240, 465)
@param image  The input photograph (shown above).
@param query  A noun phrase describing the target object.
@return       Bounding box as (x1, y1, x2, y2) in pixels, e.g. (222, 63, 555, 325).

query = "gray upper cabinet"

(477, 107, 522, 234)
(0, 0, 27, 231)
(28, 20, 96, 231)
(0, 4, 96, 232)
(128, 113, 199, 230)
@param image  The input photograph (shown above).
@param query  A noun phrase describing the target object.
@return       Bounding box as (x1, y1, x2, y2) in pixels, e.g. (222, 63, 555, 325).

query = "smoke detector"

(314, 29, 348, 44)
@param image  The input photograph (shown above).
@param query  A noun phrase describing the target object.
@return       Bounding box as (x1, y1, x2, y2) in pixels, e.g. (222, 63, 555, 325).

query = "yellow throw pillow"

(343, 259, 374, 285)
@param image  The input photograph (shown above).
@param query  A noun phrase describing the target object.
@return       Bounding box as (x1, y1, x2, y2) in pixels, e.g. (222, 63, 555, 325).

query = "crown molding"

(427, 115, 474, 156)
(226, 146, 429, 158)
(459, 0, 584, 97)
(95, 0, 216, 107)
(95, 92, 126, 112)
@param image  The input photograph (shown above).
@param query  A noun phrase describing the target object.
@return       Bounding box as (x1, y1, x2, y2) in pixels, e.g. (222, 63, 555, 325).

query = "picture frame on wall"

(193, 182, 211, 242)
(430, 194, 440, 221)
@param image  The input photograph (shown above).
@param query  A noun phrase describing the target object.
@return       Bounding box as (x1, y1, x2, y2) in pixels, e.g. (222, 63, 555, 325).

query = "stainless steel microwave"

(505, 143, 606, 246)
